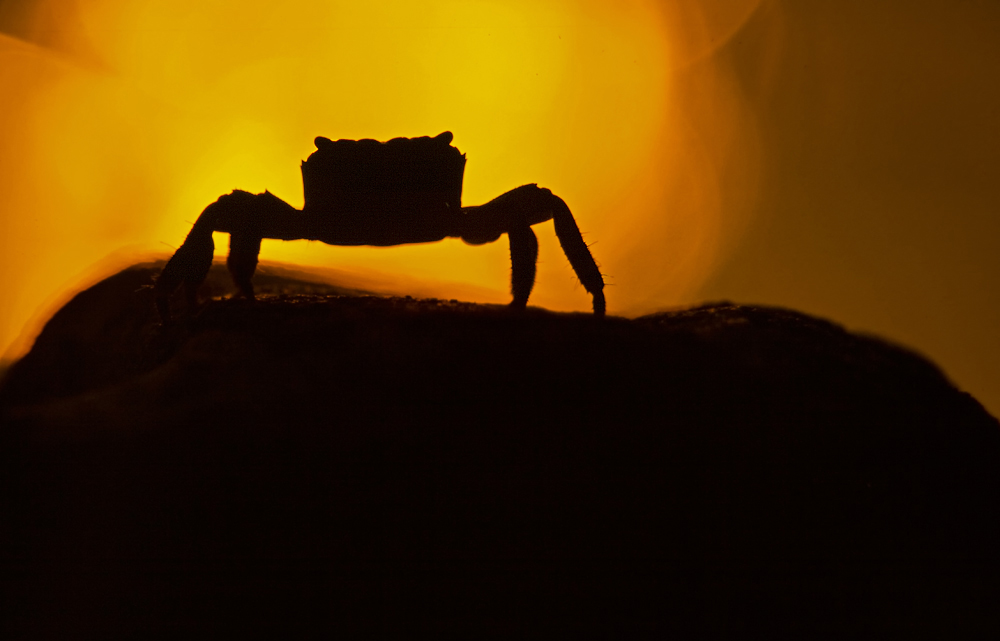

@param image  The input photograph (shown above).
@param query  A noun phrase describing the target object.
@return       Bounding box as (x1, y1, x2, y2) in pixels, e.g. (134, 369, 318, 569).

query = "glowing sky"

(0, 1, 758, 344)
(2, 0, 998, 417)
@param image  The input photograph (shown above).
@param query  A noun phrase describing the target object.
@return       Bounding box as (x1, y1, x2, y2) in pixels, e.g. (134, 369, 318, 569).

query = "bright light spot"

(1, 0, 763, 361)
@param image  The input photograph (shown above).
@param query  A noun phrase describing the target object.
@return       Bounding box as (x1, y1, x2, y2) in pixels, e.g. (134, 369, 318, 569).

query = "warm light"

(1, 0, 764, 362)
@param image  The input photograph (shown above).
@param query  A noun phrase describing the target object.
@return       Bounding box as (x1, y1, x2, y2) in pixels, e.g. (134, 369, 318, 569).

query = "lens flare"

(0, 0, 764, 362)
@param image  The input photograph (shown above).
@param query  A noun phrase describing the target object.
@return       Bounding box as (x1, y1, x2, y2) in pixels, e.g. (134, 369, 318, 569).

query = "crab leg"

(154, 210, 216, 323)
(548, 192, 606, 316)
(508, 221, 539, 310)
(227, 233, 262, 300)
(155, 190, 299, 323)
(461, 184, 605, 315)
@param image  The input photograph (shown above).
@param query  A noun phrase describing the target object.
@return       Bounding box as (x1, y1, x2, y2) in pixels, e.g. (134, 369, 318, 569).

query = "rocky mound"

(2, 263, 998, 639)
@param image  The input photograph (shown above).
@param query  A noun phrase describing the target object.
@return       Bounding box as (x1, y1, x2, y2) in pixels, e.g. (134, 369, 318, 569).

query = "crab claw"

(155, 228, 215, 324)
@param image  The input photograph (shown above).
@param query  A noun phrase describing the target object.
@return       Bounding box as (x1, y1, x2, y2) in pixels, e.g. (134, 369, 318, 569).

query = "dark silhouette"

(154, 131, 605, 321)
(2, 264, 999, 638)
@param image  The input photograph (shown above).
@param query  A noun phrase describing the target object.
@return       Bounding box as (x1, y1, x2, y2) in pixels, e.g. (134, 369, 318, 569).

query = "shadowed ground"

(2, 262, 999, 639)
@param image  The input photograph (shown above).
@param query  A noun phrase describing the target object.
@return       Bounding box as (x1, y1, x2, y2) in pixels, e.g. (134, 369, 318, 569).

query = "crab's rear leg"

(548, 190, 606, 315)
(508, 221, 539, 310)
(463, 184, 605, 315)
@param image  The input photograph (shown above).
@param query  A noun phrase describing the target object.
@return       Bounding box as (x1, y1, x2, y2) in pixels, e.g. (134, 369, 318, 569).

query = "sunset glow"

(0, 0, 763, 362)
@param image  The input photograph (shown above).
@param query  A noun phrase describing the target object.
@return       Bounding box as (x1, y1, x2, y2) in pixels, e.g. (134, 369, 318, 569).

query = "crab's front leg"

(461, 184, 605, 315)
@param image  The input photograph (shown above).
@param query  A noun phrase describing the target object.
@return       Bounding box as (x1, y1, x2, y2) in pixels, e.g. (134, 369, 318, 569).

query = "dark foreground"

(2, 263, 999, 639)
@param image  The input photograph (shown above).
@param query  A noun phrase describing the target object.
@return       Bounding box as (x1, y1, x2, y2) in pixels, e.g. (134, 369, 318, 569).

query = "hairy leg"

(462, 184, 605, 315)
(549, 192, 605, 315)
(156, 190, 296, 322)
(508, 222, 539, 310)
(227, 233, 262, 299)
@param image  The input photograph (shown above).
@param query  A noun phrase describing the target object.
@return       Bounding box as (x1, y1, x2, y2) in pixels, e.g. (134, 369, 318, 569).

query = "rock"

(2, 263, 998, 639)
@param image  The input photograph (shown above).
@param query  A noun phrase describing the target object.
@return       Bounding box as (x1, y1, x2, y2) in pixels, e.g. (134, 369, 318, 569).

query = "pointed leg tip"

(508, 298, 528, 312)
(593, 292, 606, 316)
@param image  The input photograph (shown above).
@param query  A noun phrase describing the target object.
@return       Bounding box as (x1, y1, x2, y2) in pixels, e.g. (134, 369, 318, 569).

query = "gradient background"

(1, 0, 997, 416)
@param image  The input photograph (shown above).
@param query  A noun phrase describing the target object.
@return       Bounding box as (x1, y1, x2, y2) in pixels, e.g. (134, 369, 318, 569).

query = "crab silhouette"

(155, 131, 605, 321)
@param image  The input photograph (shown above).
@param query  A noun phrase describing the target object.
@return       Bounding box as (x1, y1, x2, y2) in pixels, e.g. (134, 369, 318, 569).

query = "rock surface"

(2, 262, 999, 638)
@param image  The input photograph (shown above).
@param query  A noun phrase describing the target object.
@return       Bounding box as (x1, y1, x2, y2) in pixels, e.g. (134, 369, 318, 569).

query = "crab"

(154, 131, 605, 322)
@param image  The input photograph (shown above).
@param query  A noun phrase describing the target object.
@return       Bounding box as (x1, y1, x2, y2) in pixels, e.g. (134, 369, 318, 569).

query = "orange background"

(1, 1, 998, 416)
